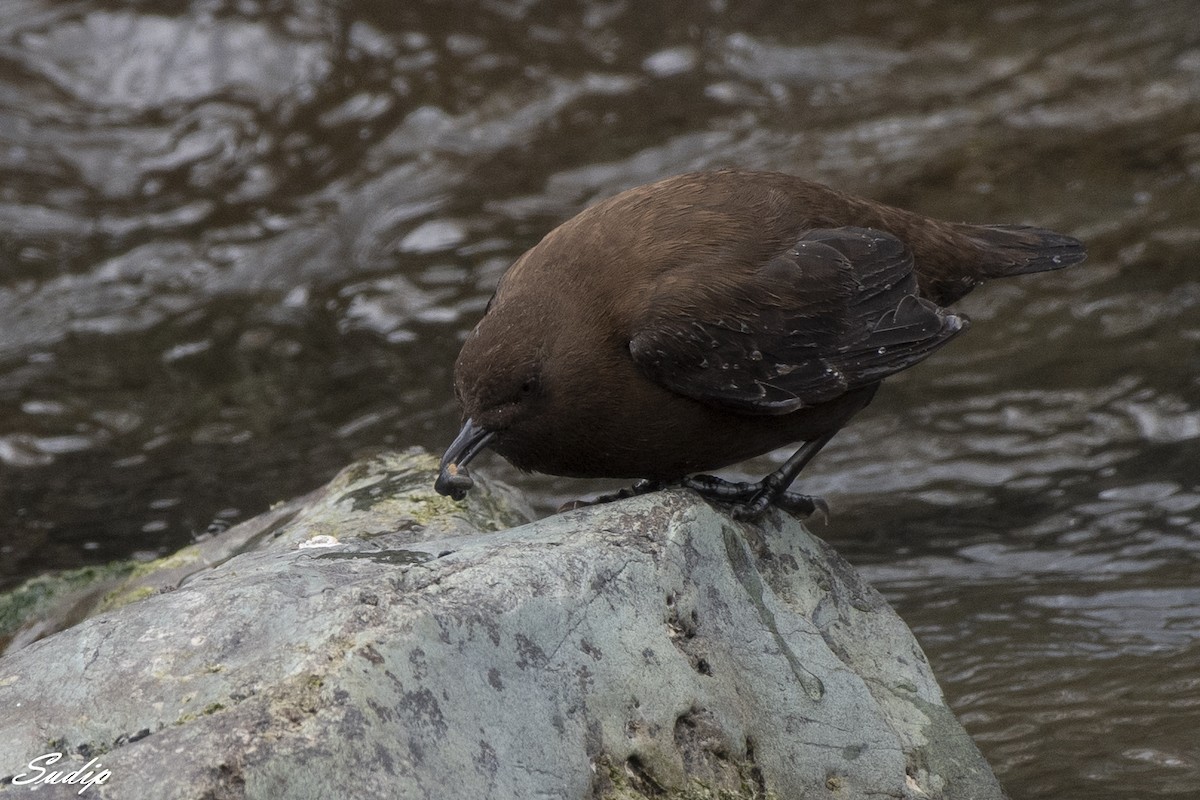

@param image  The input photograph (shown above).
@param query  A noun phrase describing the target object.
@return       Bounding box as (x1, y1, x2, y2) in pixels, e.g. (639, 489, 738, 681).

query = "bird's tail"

(917, 222, 1086, 305)
(967, 224, 1087, 278)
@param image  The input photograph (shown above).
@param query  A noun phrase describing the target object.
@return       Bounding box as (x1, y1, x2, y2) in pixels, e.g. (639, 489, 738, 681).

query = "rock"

(0, 448, 531, 656)
(0, 449, 1005, 799)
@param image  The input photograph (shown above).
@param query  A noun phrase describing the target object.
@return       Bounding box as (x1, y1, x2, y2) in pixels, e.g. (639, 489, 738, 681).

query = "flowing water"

(1, 1, 1198, 797)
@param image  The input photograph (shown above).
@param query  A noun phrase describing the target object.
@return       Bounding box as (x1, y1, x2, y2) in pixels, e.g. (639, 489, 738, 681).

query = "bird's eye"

(520, 377, 536, 395)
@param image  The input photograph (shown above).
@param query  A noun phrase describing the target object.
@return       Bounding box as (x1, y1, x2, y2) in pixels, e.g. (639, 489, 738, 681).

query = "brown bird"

(435, 169, 1085, 519)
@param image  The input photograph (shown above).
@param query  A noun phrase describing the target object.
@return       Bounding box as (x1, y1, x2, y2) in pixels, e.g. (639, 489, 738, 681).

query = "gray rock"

(0, 450, 1004, 799)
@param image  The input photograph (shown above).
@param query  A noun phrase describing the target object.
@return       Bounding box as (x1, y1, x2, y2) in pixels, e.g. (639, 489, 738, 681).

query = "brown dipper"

(435, 169, 1085, 519)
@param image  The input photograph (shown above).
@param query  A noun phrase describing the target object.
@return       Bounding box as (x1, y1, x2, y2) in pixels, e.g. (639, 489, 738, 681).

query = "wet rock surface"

(0, 451, 1002, 799)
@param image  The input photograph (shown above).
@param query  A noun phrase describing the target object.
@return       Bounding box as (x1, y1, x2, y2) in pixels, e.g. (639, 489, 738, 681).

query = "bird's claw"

(683, 474, 828, 522)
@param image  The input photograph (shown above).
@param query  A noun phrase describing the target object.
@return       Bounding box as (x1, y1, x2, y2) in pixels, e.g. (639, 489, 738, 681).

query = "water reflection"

(1, 0, 1198, 797)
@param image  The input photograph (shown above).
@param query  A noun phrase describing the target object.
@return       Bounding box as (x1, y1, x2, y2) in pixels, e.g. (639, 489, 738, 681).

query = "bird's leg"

(683, 432, 837, 521)
(562, 429, 835, 518)
(558, 479, 663, 513)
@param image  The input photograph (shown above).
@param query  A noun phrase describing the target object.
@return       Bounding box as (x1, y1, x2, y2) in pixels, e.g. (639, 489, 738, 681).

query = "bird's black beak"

(434, 418, 496, 500)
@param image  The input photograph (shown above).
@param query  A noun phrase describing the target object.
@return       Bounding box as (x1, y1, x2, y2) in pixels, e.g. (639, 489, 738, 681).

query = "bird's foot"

(556, 474, 828, 523)
(557, 479, 663, 513)
(682, 474, 828, 522)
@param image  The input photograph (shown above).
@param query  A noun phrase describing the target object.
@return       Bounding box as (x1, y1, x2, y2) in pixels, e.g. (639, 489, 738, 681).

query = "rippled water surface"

(1, 1, 1198, 797)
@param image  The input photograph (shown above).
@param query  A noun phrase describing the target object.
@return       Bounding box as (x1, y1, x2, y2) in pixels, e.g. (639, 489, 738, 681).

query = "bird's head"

(434, 310, 550, 501)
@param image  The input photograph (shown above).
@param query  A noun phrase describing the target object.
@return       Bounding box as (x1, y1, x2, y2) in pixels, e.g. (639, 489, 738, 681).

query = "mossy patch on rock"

(0, 562, 137, 652)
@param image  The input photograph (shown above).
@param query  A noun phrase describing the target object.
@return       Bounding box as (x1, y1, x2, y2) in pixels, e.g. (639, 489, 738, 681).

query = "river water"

(1, 1, 1197, 797)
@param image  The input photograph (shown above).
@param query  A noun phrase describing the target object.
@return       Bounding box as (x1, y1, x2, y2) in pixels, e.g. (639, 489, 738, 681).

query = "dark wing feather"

(629, 227, 967, 415)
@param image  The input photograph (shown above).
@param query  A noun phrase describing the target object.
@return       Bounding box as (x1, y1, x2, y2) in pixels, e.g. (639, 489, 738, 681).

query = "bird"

(434, 168, 1085, 519)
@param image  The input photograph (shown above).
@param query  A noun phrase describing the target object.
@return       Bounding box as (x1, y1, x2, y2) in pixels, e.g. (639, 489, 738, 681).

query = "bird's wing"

(629, 227, 967, 415)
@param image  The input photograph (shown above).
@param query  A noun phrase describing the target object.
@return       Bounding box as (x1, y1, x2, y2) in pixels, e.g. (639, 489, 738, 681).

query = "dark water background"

(1, 1, 1198, 797)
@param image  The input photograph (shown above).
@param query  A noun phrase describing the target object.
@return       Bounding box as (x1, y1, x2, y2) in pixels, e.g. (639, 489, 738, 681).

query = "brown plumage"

(435, 169, 1085, 518)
